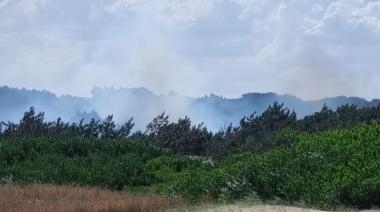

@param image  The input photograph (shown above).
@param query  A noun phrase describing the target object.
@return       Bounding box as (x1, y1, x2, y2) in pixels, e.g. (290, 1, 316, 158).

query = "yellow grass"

(0, 184, 185, 212)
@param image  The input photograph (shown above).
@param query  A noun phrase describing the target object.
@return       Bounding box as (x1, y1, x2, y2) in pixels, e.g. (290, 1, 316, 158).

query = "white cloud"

(16, 0, 47, 15)
(306, 0, 380, 42)
(0, 28, 88, 94)
(1, 0, 380, 100)
(104, 0, 218, 28)
(0, 0, 47, 27)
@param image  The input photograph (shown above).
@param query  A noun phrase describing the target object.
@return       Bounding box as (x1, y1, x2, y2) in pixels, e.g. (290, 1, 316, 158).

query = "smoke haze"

(1, 86, 379, 131)
(1, 0, 380, 125)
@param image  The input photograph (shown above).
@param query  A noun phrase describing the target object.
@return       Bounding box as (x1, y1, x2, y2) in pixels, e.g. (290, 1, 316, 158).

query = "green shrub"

(1, 124, 380, 209)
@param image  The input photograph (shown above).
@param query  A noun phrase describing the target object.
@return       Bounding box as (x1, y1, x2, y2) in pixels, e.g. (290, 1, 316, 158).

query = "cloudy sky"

(0, 0, 380, 100)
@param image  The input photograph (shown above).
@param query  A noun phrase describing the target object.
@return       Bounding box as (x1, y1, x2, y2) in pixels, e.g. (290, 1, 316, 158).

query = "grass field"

(1, 184, 379, 212)
(0, 184, 185, 212)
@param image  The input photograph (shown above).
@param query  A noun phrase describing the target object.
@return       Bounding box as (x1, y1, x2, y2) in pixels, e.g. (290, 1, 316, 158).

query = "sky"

(0, 0, 380, 100)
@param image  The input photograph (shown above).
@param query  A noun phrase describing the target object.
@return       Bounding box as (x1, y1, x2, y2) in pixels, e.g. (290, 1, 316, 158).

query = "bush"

(1, 124, 380, 209)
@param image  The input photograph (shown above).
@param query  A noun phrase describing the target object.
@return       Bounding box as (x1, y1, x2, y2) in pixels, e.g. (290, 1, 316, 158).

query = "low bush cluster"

(159, 124, 380, 209)
(1, 104, 380, 210)
(0, 124, 379, 209)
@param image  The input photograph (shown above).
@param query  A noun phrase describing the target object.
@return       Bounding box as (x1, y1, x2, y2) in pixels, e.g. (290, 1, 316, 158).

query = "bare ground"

(206, 205, 380, 212)
(206, 205, 326, 212)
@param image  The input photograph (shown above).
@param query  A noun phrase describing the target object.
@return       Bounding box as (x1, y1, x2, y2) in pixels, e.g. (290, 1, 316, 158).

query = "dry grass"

(0, 184, 185, 212)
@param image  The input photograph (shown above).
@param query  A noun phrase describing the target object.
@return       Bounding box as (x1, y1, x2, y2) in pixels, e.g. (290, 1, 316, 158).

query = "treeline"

(0, 123, 379, 209)
(0, 108, 134, 140)
(1, 103, 380, 209)
(2, 103, 380, 158)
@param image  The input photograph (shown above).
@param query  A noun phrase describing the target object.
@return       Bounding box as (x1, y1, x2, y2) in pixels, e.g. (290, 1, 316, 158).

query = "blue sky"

(0, 0, 380, 100)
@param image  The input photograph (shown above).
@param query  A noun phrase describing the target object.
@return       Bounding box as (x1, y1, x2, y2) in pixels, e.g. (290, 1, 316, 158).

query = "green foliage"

(0, 107, 135, 140)
(158, 124, 380, 209)
(0, 137, 161, 190)
(2, 105, 380, 209)
(146, 113, 212, 155)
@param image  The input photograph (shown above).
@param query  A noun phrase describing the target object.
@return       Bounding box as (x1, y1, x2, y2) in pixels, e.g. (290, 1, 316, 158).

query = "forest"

(1, 103, 380, 210)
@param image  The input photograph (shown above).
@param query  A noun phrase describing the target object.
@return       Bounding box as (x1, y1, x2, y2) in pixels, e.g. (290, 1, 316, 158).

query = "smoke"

(76, 10, 208, 128)
(89, 87, 194, 129)
(1, 0, 380, 129)
(278, 44, 356, 100)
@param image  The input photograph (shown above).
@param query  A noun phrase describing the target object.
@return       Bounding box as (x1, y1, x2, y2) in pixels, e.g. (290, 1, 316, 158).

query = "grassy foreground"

(0, 184, 343, 212)
(0, 184, 185, 212)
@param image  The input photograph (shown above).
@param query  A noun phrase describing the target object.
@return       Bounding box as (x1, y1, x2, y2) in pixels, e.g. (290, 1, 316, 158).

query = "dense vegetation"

(1, 103, 380, 209)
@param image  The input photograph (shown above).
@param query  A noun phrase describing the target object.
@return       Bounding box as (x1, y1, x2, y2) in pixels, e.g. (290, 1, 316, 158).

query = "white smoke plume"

(1, 0, 380, 128)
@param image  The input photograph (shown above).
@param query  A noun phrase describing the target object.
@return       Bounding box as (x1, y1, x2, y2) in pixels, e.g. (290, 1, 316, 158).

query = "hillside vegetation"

(1, 103, 380, 210)
(2, 86, 380, 130)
